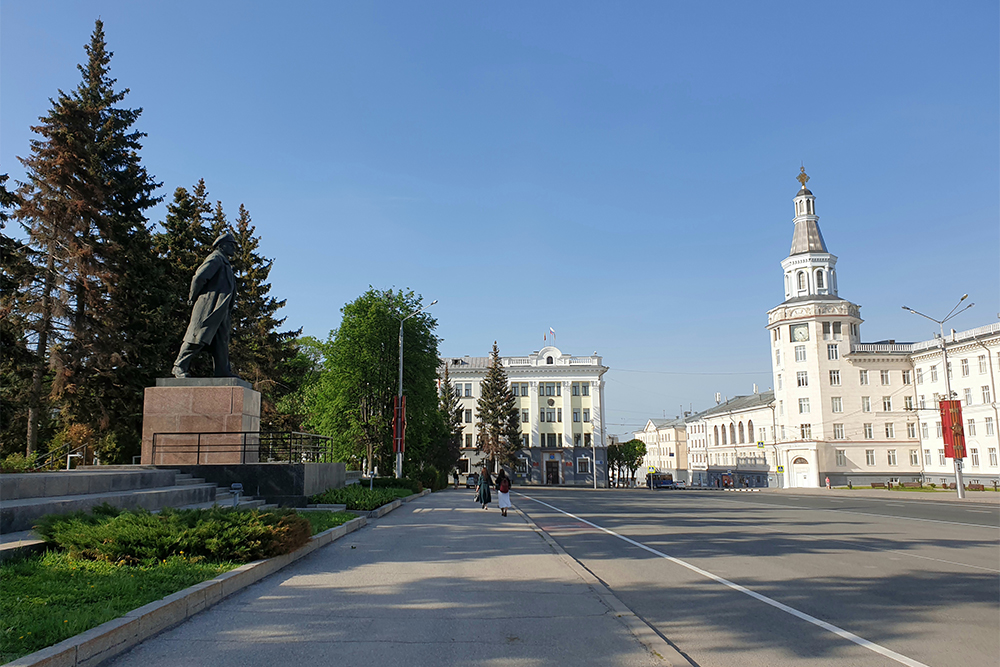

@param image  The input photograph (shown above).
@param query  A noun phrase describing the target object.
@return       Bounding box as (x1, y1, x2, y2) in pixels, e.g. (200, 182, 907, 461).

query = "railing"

(505, 357, 531, 366)
(910, 322, 1000, 352)
(851, 343, 914, 353)
(150, 431, 334, 465)
(30, 442, 95, 471)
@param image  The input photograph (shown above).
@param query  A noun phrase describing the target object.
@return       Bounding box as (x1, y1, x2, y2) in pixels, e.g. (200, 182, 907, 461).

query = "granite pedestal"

(141, 378, 261, 465)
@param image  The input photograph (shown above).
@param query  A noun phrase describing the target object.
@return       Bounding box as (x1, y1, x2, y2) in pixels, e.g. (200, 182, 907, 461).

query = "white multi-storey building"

(635, 418, 689, 483)
(441, 346, 609, 486)
(685, 391, 776, 488)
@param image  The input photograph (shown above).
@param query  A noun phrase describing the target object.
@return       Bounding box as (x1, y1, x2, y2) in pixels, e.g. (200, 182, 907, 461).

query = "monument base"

(141, 378, 261, 465)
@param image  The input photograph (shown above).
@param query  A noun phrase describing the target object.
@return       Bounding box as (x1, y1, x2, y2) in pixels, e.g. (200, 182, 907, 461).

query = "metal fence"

(150, 431, 334, 465)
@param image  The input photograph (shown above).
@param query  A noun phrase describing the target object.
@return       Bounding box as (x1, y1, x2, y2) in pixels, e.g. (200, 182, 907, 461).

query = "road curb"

(513, 506, 694, 666)
(2, 515, 368, 667)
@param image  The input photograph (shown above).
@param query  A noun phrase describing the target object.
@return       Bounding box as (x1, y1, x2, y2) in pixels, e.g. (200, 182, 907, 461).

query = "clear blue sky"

(3, 1, 997, 436)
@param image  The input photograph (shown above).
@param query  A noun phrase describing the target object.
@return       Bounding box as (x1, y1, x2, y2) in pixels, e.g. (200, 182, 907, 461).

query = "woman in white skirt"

(496, 469, 512, 517)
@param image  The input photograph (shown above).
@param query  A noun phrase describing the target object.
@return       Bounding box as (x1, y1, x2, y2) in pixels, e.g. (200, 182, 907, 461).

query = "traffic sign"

(776, 465, 785, 473)
(757, 441, 764, 449)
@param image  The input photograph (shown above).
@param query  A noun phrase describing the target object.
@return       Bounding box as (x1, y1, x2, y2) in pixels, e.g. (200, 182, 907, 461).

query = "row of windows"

(461, 433, 594, 448)
(510, 382, 592, 397)
(772, 321, 859, 344)
(511, 457, 593, 475)
(836, 447, 999, 468)
(917, 356, 990, 383)
(779, 369, 917, 390)
(538, 409, 590, 423)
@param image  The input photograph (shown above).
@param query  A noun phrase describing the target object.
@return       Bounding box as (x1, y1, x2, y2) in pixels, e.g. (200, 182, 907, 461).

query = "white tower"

(766, 169, 863, 488)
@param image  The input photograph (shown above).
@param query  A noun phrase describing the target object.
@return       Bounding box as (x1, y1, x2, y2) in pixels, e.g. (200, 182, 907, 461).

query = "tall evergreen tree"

(16, 20, 165, 460)
(475, 342, 521, 467)
(436, 365, 463, 474)
(228, 203, 302, 430)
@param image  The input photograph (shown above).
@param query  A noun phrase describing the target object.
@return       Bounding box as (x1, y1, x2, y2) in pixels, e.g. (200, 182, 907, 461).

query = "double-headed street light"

(902, 294, 974, 499)
(396, 299, 437, 479)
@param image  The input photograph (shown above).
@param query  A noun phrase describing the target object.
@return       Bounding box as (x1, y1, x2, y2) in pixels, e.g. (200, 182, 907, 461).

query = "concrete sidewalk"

(100, 489, 673, 667)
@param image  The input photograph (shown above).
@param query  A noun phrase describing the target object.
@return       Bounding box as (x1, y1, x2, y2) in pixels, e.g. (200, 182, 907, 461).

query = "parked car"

(674, 480, 686, 489)
(465, 473, 479, 489)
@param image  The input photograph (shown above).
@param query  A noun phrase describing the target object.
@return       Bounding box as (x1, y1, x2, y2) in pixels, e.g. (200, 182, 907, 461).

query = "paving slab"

(100, 489, 669, 667)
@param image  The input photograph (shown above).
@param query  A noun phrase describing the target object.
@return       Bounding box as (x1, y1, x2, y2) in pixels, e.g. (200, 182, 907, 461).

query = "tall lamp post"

(396, 299, 437, 479)
(902, 295, 974, 499)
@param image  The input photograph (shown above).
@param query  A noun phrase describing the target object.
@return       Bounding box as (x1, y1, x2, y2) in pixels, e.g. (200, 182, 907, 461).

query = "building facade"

(686, 391, 776, 488)
(441, 346, 609, 486)
(635, 418, 689, 483)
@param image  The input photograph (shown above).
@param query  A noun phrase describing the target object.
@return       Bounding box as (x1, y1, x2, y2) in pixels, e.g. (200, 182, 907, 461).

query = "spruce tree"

(228, 203, 302, 430)
(475, 342, 521, 467)
(16, 20, 165, 460)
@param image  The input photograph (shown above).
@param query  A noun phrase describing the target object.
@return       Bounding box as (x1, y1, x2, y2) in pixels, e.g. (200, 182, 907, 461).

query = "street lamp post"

(396, 299, 437, 479)
(902, 295, 974, 499)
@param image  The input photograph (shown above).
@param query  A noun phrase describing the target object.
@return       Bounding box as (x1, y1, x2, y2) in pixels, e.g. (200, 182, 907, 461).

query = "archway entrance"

(792, 456, 810, 487)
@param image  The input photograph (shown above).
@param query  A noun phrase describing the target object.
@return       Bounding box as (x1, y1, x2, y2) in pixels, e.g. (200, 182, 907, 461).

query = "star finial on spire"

(797, 166, 810, 188)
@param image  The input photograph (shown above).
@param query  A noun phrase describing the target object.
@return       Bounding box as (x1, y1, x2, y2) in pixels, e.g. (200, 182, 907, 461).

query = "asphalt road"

(512, 488, 1000, 667)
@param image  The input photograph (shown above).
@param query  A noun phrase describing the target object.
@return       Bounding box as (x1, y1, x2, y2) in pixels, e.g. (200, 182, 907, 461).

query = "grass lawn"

(0, 510, 356, 663)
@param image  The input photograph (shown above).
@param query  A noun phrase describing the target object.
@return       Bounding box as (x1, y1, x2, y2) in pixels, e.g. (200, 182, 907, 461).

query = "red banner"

(939, 400, 966, 459)
(393, 395, 407, 454)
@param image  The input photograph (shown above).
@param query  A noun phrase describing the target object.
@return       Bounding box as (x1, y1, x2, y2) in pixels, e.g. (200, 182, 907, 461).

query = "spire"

(789, 167, 826, 254)
(780, 168, 838, 301)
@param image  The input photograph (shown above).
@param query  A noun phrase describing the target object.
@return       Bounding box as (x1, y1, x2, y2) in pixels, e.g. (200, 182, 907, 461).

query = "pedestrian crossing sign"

(757, 441, 764, 448)
(776, 465, 785, 473)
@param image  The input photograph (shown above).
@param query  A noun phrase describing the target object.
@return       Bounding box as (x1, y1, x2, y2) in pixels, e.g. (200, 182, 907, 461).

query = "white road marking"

(883, 549, 1000, 573)
(519, 493, 931, 667)
(966, 509, 993, 514)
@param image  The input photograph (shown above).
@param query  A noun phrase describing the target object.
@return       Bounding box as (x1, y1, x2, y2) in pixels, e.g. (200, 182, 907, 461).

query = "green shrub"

(34, 504, 311, 564)
(311, 485, 411, 511)
(1, 453, 39, 474)
(415, 465, 439, 492)
(928, 482, 936, 488)
(361, 476, 421, 493)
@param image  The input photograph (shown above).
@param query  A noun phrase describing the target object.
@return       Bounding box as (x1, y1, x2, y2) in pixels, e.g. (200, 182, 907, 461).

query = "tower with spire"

(766, 169, 864, 487)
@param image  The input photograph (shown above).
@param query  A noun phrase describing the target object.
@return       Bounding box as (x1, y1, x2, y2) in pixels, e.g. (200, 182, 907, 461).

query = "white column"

(529, 381, 539, 448)
(561, 381, 572, 448)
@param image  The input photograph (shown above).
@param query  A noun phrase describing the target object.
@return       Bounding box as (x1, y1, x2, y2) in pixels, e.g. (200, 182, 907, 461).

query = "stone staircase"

(0, 467, 272, 561)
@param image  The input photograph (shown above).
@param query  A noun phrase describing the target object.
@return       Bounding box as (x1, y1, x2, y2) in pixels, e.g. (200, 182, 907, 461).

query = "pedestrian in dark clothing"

(475, 466, 493, 509)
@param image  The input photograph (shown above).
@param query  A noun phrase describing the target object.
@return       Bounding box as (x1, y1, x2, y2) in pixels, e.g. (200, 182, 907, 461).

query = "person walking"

(825, 476, 831, 490)
(475, 465, 493, 509)
(496, 469, 512, 517)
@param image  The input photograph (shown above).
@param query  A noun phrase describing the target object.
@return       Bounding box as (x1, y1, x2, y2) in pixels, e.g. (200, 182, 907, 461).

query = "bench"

(902, 482, 922, 488)
(968, 483, 985, 491)
(870, 482, 886, 489)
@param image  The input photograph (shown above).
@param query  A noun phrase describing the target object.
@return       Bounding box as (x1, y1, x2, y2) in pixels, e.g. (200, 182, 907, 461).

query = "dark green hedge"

(34, 503, 312, 564)
(311, 485, 412, 511)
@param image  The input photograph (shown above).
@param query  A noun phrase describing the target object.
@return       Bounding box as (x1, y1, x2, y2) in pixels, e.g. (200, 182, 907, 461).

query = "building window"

(936, 422, 942, 438)
(907, 422, 916, 438)
(983, 386, 992, 404)
(909, 449, 918, 466)
(546, 409, 555, 422)
(887, 449, 897, 466)
(939, 449, 946, 465)
(464, 409, 472, 423)
(924, 449, 931, 465)
(904, 395, 914, 410)
(886, 423, 895, 438)
(880, 370, 890, 385)
(515, 457, 529, 474)
(577, 458, 591, 474)
(797, 371, 808, 387)
(833, 423, 844, 439)
(511, 383, 519, 397)
(979, 355, 988, 374)
(777, 374, 783, 390)
(816, 270, 825, 289)
(836, 449, 846, 466)
(989, 448, 997, 467)
(465, 383, 473, 397)
(866, 450, 876, 466)
(947, 362, 952, 380)
(583, 409, 590, 423)
(882, 396, 892, 411)
(573, 409, 580, 422)
(919, 395, 926, 409)
(828, 344, 839, 360)
(799, 398, 810, 414)
(581, 383, 590, 396)
(801, 424, 812, 439)
(522, 434, 530, 448)
(967, 419, 976, 436)
(779, 400, 784, 416)
(521, 409, 529, 423)
(539, 410, 546, 423)
(546, 356, 553, 365)
(921, 423, 929, 439)
(859, 370, 869, 385)
(902, 370, 912, 385)
(986, 417, 995, 435)
(930, 366, 938, 382)
(864, 423, 873, 439)
(795, 345, 807, 362)
(829, 397, 842, 413)
(572, 383, 580, 396)
(830, 370, 841, 386)
(862, 396, 871, 412)
(971, 448, 980, 467)
(557, 408, 563, 423)
(465, 434, 473, 448)
(916, 368, 923, 384)
(584, 433, 591, 447)
(964, 388, 973, 405)
(961, 359, 970, 377)
(797, 272, 806, 290)
(574, 433, 581, 446)
(775, 349, 781, 366)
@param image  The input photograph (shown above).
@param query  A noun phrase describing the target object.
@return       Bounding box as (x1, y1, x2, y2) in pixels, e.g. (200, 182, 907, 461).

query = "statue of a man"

(172, 232, 239, 378)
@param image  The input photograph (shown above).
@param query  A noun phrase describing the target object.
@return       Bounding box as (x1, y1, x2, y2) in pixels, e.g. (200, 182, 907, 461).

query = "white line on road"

(519, 493, 931, 667)
(966, 510, 993, 514)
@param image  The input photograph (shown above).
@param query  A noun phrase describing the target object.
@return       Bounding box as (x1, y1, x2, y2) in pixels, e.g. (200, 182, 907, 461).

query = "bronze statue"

(172, 232, 238, 378)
